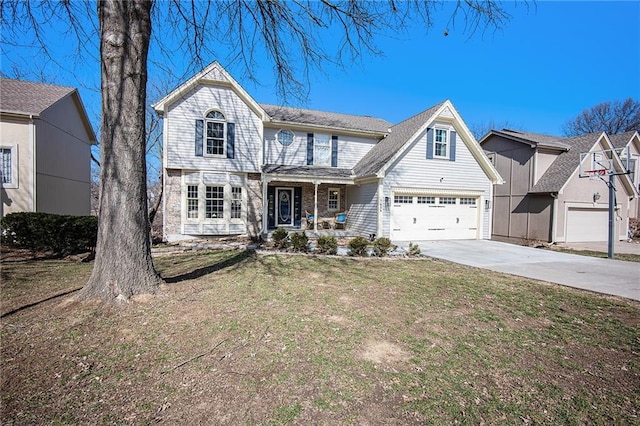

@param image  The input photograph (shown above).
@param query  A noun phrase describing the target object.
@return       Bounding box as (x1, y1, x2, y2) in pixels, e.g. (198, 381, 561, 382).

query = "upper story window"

(277, 129, 294, 146)
(314, 133, 331, 166)
(205, 110, 226, 156)
(434, 129, 448, 158)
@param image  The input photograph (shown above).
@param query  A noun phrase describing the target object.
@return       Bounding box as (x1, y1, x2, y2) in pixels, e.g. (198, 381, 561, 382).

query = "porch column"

(314, 181, 319, 231)
(262, 176, 269, 235)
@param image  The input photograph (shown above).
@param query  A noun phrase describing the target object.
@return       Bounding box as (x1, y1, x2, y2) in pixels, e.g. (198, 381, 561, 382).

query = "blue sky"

(2, 1, 639, 140)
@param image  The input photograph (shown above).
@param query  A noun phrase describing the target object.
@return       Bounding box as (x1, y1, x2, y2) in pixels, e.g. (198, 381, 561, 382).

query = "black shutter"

(195, 119, 204, 157)
(226, 122, 235, 159)
(426, 128, 433, 159)
(307, 133, 314, 165)
(449, 130, 456, 161)
(331, 135, 338, 167)
(294, 186, 302, 227)
(267, 186, 275, 229)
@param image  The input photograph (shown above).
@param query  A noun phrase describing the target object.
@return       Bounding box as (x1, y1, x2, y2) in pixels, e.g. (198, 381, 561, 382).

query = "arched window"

(205, 110, 226, 155)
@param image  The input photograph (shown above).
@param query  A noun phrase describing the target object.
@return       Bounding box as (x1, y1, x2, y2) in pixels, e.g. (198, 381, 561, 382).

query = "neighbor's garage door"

(391, 194, 479, 241)
(566, 208, 608, 242)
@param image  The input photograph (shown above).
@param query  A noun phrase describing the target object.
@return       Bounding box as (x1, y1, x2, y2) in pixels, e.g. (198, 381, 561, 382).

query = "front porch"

(262, 165, 356, 235)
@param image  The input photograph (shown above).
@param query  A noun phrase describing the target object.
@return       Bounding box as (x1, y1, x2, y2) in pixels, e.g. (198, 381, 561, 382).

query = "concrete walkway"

(394, 240, 640, 301)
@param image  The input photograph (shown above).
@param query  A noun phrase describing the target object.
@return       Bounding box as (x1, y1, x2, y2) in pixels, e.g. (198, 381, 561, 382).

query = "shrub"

(316, 235, 338, 255)
(372, 237, 395, 257)
(408, 242, 421, 256)
(0, 212, 97, 256)
(290, 232, 309, 252)
(271, 227, 289, 249)
(347, 236, 369, 256)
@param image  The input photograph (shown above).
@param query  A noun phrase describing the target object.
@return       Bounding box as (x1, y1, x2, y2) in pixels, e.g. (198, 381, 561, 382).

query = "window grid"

(314, 134, 331, 166)
(1, 148, 11, 184)
(206, 186, 224, 219)
(328, 189, 340, 211)
(435, 129, 448, 157)
(187, 185, 198, 219)
(206, 121, 225, 155)
(231, 187, 242, 219)
(394, 195, 413, 204)
(417, 196, 435, 204)
(439, 197, 456, 205)
(277, 130, 294, 146)
(460, 198, 476, 205)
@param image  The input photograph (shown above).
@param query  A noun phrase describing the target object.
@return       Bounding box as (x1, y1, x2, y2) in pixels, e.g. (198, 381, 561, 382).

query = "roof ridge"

(260, 103, 389, 121)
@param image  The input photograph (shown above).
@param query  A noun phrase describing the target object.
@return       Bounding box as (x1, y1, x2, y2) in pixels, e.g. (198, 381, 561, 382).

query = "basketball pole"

(607, 173, 614, 259)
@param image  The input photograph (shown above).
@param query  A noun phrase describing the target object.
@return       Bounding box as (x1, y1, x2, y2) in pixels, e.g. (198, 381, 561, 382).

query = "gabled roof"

(530, 132, 605, 193)
(261, 104, 391, 135)
(1, 78, 76, 116)
(609, 130, 640, 150)
(152, 61, 267, 120)
(0, 78, 97, 144)
(353, 102, 444, 177)
(480, 128, 570, 150)
(352, 100, 503, 184)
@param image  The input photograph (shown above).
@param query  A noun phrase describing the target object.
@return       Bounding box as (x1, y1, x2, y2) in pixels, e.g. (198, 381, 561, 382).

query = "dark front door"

(276, 188, 294, 226)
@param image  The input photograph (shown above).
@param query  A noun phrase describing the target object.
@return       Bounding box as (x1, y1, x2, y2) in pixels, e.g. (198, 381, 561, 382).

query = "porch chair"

(305, 210, 315, 229)
(334, 211, 348, 230)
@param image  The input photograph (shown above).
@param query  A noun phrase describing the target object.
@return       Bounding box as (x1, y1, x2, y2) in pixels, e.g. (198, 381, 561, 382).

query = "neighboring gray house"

(153, 62, 503, 242)
(610, 131, 640, 218)
(480, 129, 637, 243)
(0, 78, 97, 217)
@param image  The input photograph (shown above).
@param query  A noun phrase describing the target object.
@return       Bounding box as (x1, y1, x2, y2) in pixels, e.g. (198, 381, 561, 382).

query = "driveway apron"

(394, 240, 640, 301)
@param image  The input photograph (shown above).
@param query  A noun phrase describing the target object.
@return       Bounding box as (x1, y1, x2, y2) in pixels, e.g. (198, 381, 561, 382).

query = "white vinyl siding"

(263, 127, 378, 168)
(164, 84, 262, 172)
(346, 181, 379, 237)
(383, 119, 492, 239)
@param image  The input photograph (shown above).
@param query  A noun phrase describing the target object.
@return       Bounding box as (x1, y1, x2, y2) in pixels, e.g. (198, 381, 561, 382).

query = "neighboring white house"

(153, 62, 503, 242)
(0, 78, 97, 217)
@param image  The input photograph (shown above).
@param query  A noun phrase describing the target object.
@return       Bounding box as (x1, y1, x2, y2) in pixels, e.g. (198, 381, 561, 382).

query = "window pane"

(460, 197, 476, 205)
(314, 134, 331, 166)
(231, 187, 242, 219)
(206, 186, 224, 218)
(417, 196, 435, 204)
(1, 148, 11, 184)
(328, 189, 339, 211)
(187, 185, 198, 219)
(439, 197, 456, 205)
(277, 130, 294, 146)
(206, 121, 225, 155)
(394, 195, 413, 204)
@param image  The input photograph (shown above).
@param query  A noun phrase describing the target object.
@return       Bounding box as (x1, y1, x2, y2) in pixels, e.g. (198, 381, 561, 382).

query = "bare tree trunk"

(80, 0, 162, 302)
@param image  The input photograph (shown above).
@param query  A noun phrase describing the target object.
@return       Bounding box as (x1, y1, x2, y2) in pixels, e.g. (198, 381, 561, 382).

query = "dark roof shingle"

(0, 78, 76, 115)
(352, 102, 444, 177)
(530, 133, 603, 193)
(261, 104, 392, 134)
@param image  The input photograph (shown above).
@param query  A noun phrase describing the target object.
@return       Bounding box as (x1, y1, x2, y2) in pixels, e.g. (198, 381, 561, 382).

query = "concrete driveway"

(394, 240, 640, 301)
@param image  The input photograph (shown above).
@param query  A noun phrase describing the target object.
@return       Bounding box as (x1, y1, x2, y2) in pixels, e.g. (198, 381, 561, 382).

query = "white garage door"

(391, 194, 479, 241)
(566, 208, 609, 242)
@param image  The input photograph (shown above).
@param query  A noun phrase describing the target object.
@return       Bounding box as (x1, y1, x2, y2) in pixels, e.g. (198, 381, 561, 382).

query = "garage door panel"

(391, 194, 479, 241)
(566, 208, 608, 242)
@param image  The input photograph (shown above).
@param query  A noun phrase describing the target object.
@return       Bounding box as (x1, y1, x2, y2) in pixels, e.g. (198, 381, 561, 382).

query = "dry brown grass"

(2, 250, 638, 424)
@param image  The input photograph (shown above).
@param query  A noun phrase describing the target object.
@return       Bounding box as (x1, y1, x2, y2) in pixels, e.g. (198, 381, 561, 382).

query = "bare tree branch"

(563, 98, 640, 136)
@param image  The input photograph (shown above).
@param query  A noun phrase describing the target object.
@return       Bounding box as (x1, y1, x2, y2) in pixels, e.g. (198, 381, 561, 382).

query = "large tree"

(563, 98, 640, 136)
(2, 0, 517, 303)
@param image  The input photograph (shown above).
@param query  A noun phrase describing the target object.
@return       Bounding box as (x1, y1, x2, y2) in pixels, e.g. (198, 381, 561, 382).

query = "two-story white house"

(153, 62, 503, 242)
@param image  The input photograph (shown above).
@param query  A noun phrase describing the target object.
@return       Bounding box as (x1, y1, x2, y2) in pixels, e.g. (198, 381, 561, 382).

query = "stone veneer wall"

(246, 173, 263, 239)
(164, 169, 182, 239)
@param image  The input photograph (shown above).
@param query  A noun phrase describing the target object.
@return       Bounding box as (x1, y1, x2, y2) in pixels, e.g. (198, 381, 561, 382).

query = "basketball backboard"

(579, 146, 630, 179)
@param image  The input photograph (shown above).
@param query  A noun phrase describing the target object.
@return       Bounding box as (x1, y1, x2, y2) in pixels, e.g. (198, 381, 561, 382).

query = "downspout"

(550, 193, 558, 244)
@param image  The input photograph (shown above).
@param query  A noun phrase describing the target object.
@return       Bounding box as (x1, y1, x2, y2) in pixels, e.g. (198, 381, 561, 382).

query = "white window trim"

(0, 145, 18, 189)
(328, 187, 340, 212)
(434, 128, 449, 159)
(204, 110, 226, 157)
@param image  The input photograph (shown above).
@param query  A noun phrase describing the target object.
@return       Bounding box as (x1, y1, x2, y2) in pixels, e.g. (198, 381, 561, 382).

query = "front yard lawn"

(1, 250, 638, 424)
